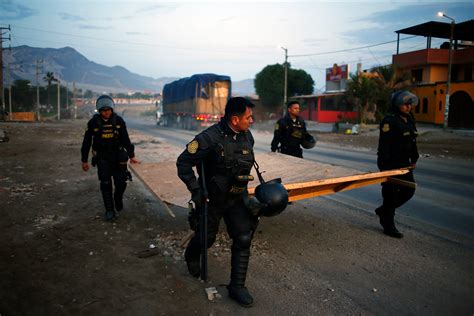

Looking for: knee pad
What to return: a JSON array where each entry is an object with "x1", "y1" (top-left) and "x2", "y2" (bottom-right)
[
  {"x1": 207, "y1": 234, "x2": 217, "y2": 248},
  {"x1": 100, "y1": 180, "x2": 112, "y2": 192},
  {"x1": 234, "y1": 231, "x2": 252, "y2": 250}
]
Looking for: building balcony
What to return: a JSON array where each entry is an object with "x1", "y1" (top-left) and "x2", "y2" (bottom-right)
[{"x1": 393, "y1": 47, "x2": 474, "y2": 68}]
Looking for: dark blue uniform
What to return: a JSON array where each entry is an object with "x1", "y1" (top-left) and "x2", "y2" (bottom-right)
[
  {"x1": 81, "y1": 113, "x2": 135, "y2": 218},
  {"x1": 271, "y1": 114, "x2": 308, "y2": 158},
  {"x1": 376, "y1": 109, "x2": 419, "y2": 237},
  {"x1": 177, "y1": 118, "x2": 258, "y2": 303}
]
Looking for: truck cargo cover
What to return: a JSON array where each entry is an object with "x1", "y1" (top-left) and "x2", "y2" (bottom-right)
[{"x1": 163, "y1": 73, "x2": 231, "y2": 105}]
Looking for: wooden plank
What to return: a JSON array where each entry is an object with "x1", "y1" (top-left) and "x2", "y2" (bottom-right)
[
  {"x1": 248, "y1": 169, "x2": 411, "y2": 202},
  {"x1": 387, "y1": 177, "x2": 417, "y2": 189}
]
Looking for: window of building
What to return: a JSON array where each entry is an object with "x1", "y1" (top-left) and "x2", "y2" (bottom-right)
[
  {"x1": 415, "y1": 99, "x2": 420, "y2": 113},
  {"x1": 411, "y1": 69, "x2": 423, "y2": 83},
  {"x1": 464, "y1": 65, "x2": 473, "y2": 81},
  {"x1": 422, "y1": 98, "x2": 428, "y2": 114},
  {"x1": 439, "y1": 101, "x2": 442, "y2": 111}
]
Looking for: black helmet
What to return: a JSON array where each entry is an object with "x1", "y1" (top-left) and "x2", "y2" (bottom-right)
[
  {"x1": 301, "y1": 133, "x2": 316, "y2": 149},
  {"x1": 254, "y1": 178, "x2": 289, "y2": 217},
  {"x1": 96, "y1": 95, "x2": 115, "y2": 112},
  {"x1": 391, "y1": 90, "x2": 418, "y2": 109}
]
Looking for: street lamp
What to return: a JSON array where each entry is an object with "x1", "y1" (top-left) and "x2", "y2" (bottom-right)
[
  {"x1": 438, "y1": 11, "x2": 455, "y2": 128},
  {"x1": 281, "y1": 46, "x2": 288, "y2": 115}
]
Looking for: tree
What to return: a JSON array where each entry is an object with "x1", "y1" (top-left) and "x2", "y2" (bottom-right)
[
  {"x1": 346, "y1": 72, "x2": 379, "y2": 124},
  {"x1": 12, "y1": 79, "x2": 35, "y2": 111},
  {"x1": 254, "y1": 64, "x2": 314, "y2": 112},
  {"x1": 43, "y1": 71, "x2": 57, "y2": 106},
  {"x1": 371, "y1": 65, "x2": 411, "y2": 120}
]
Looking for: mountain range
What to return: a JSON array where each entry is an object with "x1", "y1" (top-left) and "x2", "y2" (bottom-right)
[{"x1": 3, "y1": 45, "x2": 255, "y2": 95}]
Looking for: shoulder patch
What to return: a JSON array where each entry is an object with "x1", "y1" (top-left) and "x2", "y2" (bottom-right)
[
  {"x1": 382, "y1": 123, "x2": 390, "y2": 133},
  {"x1": 274, "y1": 123, "x2": 279, "y2": 131},
  {"x1": 187, "y1": 140, "x2": 199, "y2": 154}
]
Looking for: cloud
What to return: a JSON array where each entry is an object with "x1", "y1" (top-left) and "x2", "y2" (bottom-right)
[
  {"x1": 218, "y1": 16, "x2": 236, "y2": 22},
  {"x1": 58, "y1": 12, "x2": 85, "y2": 21},
  {"x1": 303, "y1": 38, "x2": 328, "y2": 47},
  {"x1": 78, "y1": 24, "x2": 111, "y2": 30},
  {"x1": 134, "y1": 4, "x2": 178, "y2": 14},
  {"x1": 346, "y1": 2, "x2": 474, "y2": 44},
  {"x1": 126, "y1": 31, "x2": 148, "y2": 36},
  {"x1": 0, "y1": 0, "x2": 37, "y2": 20}
]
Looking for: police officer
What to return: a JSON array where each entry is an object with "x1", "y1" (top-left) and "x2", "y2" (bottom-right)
[
  {"x1": 271, "y1": 100, "x2": 313, "y2": 158},
  {"x1": 375, "y1": 90, "x2": 419, "y2": 238},
  {"x1": 81, "y1": 95, "x2": 139, "y2": 221},
  {"x1": 176, "y1": 97, "x2": 257, "y2": 307}
]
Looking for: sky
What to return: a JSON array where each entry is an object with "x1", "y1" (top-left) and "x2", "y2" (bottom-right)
[{"x1": 1, "y1": 0, "x2": 473, "y2": 92}]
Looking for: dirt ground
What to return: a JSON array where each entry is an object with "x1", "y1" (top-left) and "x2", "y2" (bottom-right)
[{"x1": 0, "y1": 119, "x2": 473, "y2": 315}]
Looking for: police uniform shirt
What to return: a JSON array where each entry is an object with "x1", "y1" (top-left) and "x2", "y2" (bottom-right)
[
  {"x1": 81, "y1": 113, "x2": 135, "y2": 163},
  {"x1": 377, "y1": 113, "x2": 419, "y2": 170},
  {"x1": 176, "y1": 118, "x2": 255, "y2": 203}
]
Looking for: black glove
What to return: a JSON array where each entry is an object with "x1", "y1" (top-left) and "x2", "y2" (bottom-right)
[{"x1": 191, "y1": 189, "x2": 202, "y2": 209}]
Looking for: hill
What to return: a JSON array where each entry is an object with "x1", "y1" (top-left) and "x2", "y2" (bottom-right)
[{"x1": 3, "y1": 45, "x2": 255, "y2": 95}]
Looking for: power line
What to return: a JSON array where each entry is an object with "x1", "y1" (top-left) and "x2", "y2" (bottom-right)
[
  {"x1": 289, "y1": 35, "x2": 418, "y2": 58},
  {"x1": 11, "y1": 24, "x2": 276, "y2": 56}
]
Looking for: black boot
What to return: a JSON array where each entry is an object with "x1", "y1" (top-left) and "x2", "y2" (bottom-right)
[
  {"x1": 228, "y1": 247, "x2": 253, "y2": 307},
  {"x1": 184, "y1": 243, "x2": 200, "y2": 278},
  {"x1": 114, "y1": 181, "x2": 126, "y2": 212},
  {"x1": 377, "y1": 207, "x2": 403, "y2": 238},
  {"x1": 114, "y1": 192, "x2": 123, "y2": 212},
  {"x1": 384, "y1": 210, "x2": 403, "y2": 238},
  {"x1": 101, "y1": 181, "x2": 116, "y2": 221}
]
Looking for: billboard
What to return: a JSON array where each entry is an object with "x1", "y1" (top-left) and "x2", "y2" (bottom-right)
[{"x1": 326, "y1": 64, "x2": 349, "y2": 82}]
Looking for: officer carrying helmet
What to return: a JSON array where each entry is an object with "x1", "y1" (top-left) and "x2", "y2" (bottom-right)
[
  {"x1": 81, "y1": 95, "x2": 139, "y2": 221},
  {"x1": 177, "y1": 97, "x2": 263, "y2": 307},
  {"x1": 271, "y1": 100, "x2": 316, "y2": 158},
  {"x1": 375, "y1": 90, "x2": 419, "y2": 238}
]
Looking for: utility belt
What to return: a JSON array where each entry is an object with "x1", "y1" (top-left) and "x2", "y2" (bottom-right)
[
  {"x1": 92, "y1": 147, "x2": 128, "y2": 165},
  {"x1": 228, "y1": 174, "x2": 254, "y2": 194}
]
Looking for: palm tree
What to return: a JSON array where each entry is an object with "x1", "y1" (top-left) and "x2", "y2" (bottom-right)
[
  {"x1": 346, "y1": 72, "x2": 379, "y2": 124},
  {"x1": 372, "y1": 65, "x2": 411, "y2": 119},
  {"x1": 43, "y1": 72, "x2": 57, "y2": 107}
]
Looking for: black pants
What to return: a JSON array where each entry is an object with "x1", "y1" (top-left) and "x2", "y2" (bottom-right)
[
  {"x1": 281, "y1": 145, "x2": 303, "y2": 158},
  {"x1": 380, "y1": 171, "x2": 416, "y2": 213},
  {"x1": 188, "y1": 198, "x2": 259, "y2": 252},
  {"x1": 97, "y1": 159, "x2": 127, "y2": 213}
]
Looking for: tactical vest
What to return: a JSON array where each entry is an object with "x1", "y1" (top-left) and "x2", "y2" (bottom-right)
[
  {"x1": 92, "y1": 114, "x2": 122, "y2": 157},
  {"x1": 282, "y1": 117, "x2": 305, "y2": 148},
  {"x1": 205, "y1": 126, "x2": 255, "y2": 198}
]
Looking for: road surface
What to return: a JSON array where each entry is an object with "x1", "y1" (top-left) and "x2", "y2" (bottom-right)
[{"x1": 126, "y1": 117, "x2": 474, "y2": 239}]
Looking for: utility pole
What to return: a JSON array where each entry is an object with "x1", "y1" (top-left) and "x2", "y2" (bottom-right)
[
  {"x1": 73, "y1": 81, "x2": 77, "y2": 120},
  {"x1": 66, "y1": 81, "x2": 69, "y2": 111},
  {"x1": 0, "y1": 25, "x2": 11, "y2": 114},
  {"x1": 281, "y1": 46, "x2": 288, "y2": 116},
  {"x1": 438, "y1": 12, "x2": 455, "y2": 128},
  {"x1": 7, "y1": 62, "x2": 12, "y2": 120},
  {"x1": 35, "y1": 59, "x2": 43, "y2": 120},
  {"x1": 57, "y1": 78, "x2": 60, "y2": 120}
]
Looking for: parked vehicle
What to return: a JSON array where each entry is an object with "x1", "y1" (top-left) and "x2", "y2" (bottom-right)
[{"x1": 162, "y1": 74, "x2": 231, "y2": 130}]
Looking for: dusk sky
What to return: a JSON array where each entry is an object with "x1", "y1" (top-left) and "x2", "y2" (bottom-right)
[{"x1": 1, "y1": 1, "x2": 473, "y2": 91}]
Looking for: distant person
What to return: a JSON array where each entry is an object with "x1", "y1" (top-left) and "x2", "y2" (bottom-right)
[
  {"x1": 271, "y1": 100, "x2": 316, "y2": 158},
  {"x1": 176, "y1": 97, "x2": 258, "y2": 307},
  {"x1": 81, "y1": 95, "x2": 139, "y2": 221},
  {"x1": 375, "y1": 90, "x2": 419, "y2": 238}
]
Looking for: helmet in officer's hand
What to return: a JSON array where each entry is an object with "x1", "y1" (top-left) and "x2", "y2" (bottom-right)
[
  {"x1": 96, "y1": 95, "x2": 115, "y2": 112},
  {"x1": 301, "y1": 133, "x2": 316, "y2": 149},
  {"x1": 255, "y1": 178, "x2": 289, "y2": 217},
  {"x1": 391, "y1": 90, "x2": 418, "y2": 108}
]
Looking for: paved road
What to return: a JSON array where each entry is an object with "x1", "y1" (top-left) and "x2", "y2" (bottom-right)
[{"x1": 126, "y1": 117, "x2": 474, "y2": 239}]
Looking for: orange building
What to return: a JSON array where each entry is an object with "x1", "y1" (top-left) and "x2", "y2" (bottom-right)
[{"x1": 393, "y1": 20, "x2": 474, "y2": 128}]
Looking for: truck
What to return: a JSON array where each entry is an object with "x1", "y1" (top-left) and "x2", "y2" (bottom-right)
[{"x1": 162, "y1": 73, "x2": 231, "y2": 130}]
